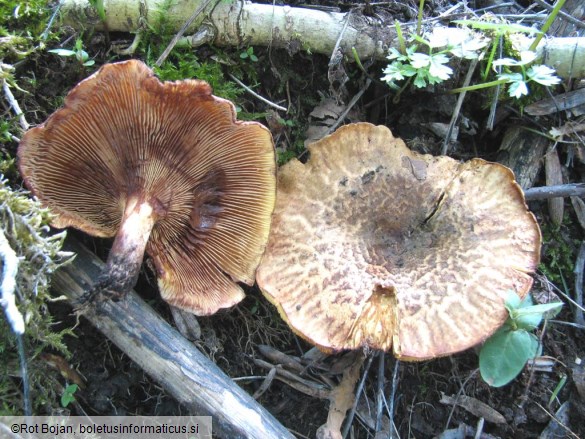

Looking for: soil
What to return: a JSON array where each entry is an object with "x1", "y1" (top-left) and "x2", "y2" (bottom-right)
[{"x1": 3, "y1": 0, "x2": 585, "y2": 438}]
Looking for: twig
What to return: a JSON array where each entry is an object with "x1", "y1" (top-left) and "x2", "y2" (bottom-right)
[
  {"x1": 252, "y1": 367, "x2": 276, "y2": 400},
  {"x1": 227, "y1": 74, "x2": 287, "y2": 111},
  {"x1": 41, "y1": 2, "x2": 61, "y2": 40},
  {"x1": 474, "y1": 418, "x2": 485, "y2": 439},
  {"x1": 254, "y1": 358, "x2": 331, "y2": 399},
  {"x1": 375, "y1": 352, "x2": 385, "y2": 432},
  {"x1": 445, "y1": 369, "x2": 478, "y2": 430},
  {"x1": 387, "y1": 359, "x2": 400, "y2": 439},
  {"x1": 327, "y1": 78, "x2": 372, "y2": 135},
  {"x1": 329, "y1": 10, "x2": 352, "y2": 69},
  {"x1": 533, "y1": 401, "x2": 581, "y2": 439},
  {"x1": 572, "y1": 241, "x2": 585, "y2": 326},
  {"x1": 155, "y1": 0, "x2": 217, "y2": 67},
  {"x1": 442, "y1": 57, "x2": 478, "y2": 155},
  {"x1": 2, "y1": 78, "x2": 29, "y2": 131},
  {"x1": 341, "y1": 352, "x2": 374, "y2": 439},
  {"x1": 486, "y1": 36, "x2": 503, "y2": 131},
  {"x1": 524, "y1": 183, "x2": 585, "y2": 200},
  {"x1": 541, "y1": 275, "x2": 585, "y2": 322}
]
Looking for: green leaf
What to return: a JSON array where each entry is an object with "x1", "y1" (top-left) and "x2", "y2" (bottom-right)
[
  {"x1": 48, "y1": 49, "x2": 76, "y2": 57},
  {"x1": 449, "y1": 39, "x2": 486, "y2": 59},
  {"x1": 381, "y1": 62, "x2": 416, "y2": 82},
  {"x1": 75, "y1": 50, "x2": 90, "y2": 63},
  {"x1": 428, "y1": 54, "x2": 452, "y2": 80},
  {"x1": 60, "y1": 384, "x2": 78, "y2": 407},
  {"x1": 492, "y1": 57, "x2": 520, "y2": 67},
  {"x1": 387, "y1": 47, "x2": 407, "y2": 61},
  {"x1": 508, "y1": 80, "x2": 529, "y2": 98},
  {"x1": 527, "y1": 65, "x2": 561, "y2": 86},
  {"x1": 410, "y1": 52, "x2": 430, "y2": 69},
  {"x1": 493, "y1": 51, "x2": 537, "y2": 68},
  {"x1": 505, "y1": 290, "x2": 523, "y2": 312},
  {"x1": 515, "y1": 306, "x2": 543, "y2": 330},
  {"x1": 480, "y1": 328, "x2": 539, "y2": 387},
  {"x1": 413, "y1": 70, "x2": 429, "y2": 88},
  {"x1": 515, "y1": 302, "x2": 564, "y2": 330}
]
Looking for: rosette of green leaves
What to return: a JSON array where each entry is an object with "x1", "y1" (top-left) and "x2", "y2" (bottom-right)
[
  {"x1": 479, "y1": 291, "x2": 563, "y2": 387},
  {"x1": 381, "y1": 29, "x2": 487, "y2": 88}
]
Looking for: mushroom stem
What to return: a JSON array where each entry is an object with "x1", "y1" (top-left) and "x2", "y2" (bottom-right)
[{"x1": 83, "y1": 198, "x2": 157, "y2": 304}]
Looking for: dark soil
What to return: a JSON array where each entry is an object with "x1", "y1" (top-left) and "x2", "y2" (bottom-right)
[{"x1": 3, "y1": 0, "x2": 585, "y2": 438}]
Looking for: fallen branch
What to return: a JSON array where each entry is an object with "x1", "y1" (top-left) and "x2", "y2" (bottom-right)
[
  {"x1": 523, "y1": 183, "x2": 585, "y2": 200},
  {"x1": 59, "y1": 0, "x2": 585, "y2": 78},
  {"x1": 52, "y1": 237, "x2": 294, "y2": 439}
]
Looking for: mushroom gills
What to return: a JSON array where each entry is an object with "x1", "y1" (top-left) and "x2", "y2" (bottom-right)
[{"x1": 81, "y1": 197, "x2": 157, "y2": 304}]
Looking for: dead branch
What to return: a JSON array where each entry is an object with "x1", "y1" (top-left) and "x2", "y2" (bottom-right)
[
  {"x1": 524, "y1": 183, "x2": 585, "y2": 200},
  {"x1": 52, "y1": 237, "x2": 294, "y2": 439},
  {"x1": 59, "y1": 0, "x2": 585, "y2": 78}
]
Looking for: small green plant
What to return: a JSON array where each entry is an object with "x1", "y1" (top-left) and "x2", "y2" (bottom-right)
[
  {"x1": 277, "y1": 117, "x2": 295, "y2": 128},
  {"x1": 239, "y1": 47, "x2": 258, "y2": 62},
  {"x1": 381, "y1": 29, "x2": 487, "y2": 89},
  {"x1": 88, "y1": 0, "x2": 106, "y2": 22},
  {"x1": 492, "y1": 51, "x2": 561, "y2": 98},
  {"x1": 49, "y1": 38, "x2": 95, "y2": 67},
  {"x1": 60, "y1": 384, "x2": 78, "y2": 408},
  {"x1": 479, "y1": 291, "x2": 563, "y2": 387},
  {"x1": 381, "y1": 23, "x2": 561, "y2": 100}
]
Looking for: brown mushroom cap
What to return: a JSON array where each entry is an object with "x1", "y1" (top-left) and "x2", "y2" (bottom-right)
[
  {"x1": 256, "y1": 123, "x2": 541, "y2": 359},
  {"x1": 18, "y1": 60, "x2": 276, "y2": 315}
]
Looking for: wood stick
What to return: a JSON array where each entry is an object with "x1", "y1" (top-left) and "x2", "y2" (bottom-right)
[
  {"x1": 60, "y1": 0, "x2": 585, "y2": 78},
  {"x1": 523, "y1": 183, "x2": 585, "y2": 200},
  {"x1": 51, "y1": 237, "x2": 294, "y2": 439}
]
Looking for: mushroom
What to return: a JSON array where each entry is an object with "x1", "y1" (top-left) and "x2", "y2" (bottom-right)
[
  {"x1": 256, "y1": 123, "x2": 541, "y2": 360},
  {"x1": 18, "y1": 60, "x2": 276, "y2": 315}
]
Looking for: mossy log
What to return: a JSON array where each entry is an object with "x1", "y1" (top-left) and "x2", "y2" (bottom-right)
[
  {"x1": 59, "y1": 0, "x2": 585, "y2": 78},
  {"x1": 51, "y1": 237, "x2": 294, "y2": 439}
]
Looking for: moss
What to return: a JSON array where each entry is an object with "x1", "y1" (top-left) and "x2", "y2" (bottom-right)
[
  {"x1": 152, "y1": 52, "x2": 242, "y2": 102},
  {"x1": 0, "y1": 173, "x2": 74, "y2": 414},
  {"x1": 0, "y1": 0, "x2": 55, "y2": 62},
  {"x1": 539, "y1": 217, "x2": 578, "y2": 288}
]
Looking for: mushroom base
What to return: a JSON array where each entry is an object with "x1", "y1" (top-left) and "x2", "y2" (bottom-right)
[
  {"x1": 82, "y1": 254, "x2": 145, "y2": 303},
  {"x1": 79, "y1": 198, "x2": 157, "y2": 305}
]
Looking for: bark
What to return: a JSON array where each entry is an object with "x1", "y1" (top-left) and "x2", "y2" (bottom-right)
[
  {"x1": 52, "y1": 237, "x2": 294, "y2": 439},
  {"x1": 60, "y1": 0, "x2": 585, "y2": 78}
]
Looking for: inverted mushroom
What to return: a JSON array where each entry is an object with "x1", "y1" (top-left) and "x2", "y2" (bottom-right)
[
  {"x1": 256, "y1": 122, "x2": 541, "y2": 360},
  {"x1": 18, "y1": 60, "x2": 276, "y2": 315}
]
